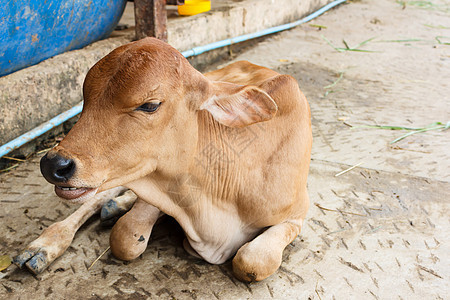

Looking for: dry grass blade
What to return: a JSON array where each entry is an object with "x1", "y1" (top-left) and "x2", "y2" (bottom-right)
[
  {"x1": 335, "y1": 162, "x2": 363, "y2": 177},
  {"x1": 2, "y1": 156, "x2": 26, "y2": 162},
  {"x1": 36, "y1": 147, "x2": 53, "y2": 155},
  {"x1": 315, "y1": 281, "x2": 323, "y2": 300},
  {"x1": 390, "y1": 145, "x2": 431, "y2": 153},
  {"x1": 0, "y1": 164, "x2": 19, "y2": 173},
  {"x1": 315, "y1": 203, "x2": 366, "y2": 217},
  {"x1": 88, "y1": 246, "x2": 110, "y2": 271}
]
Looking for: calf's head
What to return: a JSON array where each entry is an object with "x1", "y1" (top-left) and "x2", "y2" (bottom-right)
[{"x1": 40, "y1": 38, "x2": 277, "y2": 203}]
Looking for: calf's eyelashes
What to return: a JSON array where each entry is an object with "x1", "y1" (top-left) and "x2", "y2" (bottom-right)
[{"x1": 135, "y1": 100, "x2": 162, "y2": 113}]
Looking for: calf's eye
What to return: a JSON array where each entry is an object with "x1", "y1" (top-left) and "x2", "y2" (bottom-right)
[{"x1": 136, "y1": 101, "x2": 161, "y2": 113}]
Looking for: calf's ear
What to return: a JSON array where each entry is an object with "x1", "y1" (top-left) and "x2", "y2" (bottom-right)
[{"x1": 200, "y1": 83, "x2": 278, "y2": 128}]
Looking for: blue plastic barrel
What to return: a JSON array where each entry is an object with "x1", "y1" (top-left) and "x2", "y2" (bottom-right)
[{"x1": 0, "y1": 0, "x2": 127, "y2": 77}]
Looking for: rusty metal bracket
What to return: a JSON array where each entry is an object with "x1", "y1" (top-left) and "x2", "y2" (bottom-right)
[{"x1": 134, "y1": 0, "x2": 168, "y2": 41}]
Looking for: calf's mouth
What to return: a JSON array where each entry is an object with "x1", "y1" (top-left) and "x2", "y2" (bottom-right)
[
  {"x1": 54, "y1": 185, "x2": 98, "y2": 203},
  {"x1": 40, "y1": 151, "x2": 100, "y2": 203}
]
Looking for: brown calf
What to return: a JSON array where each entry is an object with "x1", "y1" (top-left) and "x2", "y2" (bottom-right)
[{"x1": 14, "y1": 37, "x2": 312, "y2": 281}]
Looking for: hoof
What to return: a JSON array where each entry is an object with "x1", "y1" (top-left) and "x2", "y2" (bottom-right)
[
  {"x1": 13, "y1": 250, "x2": 35, "y2": 268},
  {"x1": 100, "y1": 199, "x2": 129, "y2": 227},
  {"x1": 13, "y1": 249, "x2": 49, "y2": 275}
]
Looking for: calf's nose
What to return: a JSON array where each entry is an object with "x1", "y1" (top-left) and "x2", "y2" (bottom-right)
[{"x1": 40, "y1": 153, "x2": 76, "y2": 183}]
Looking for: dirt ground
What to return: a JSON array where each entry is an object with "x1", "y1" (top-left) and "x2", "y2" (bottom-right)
[{"x1": 1, "y1": 0, "x2": 449, "y2": 299}]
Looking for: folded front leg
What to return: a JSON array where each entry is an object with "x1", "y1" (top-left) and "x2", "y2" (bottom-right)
[
  {"x1": 110, "y1": 199, "x2": 162, "y2": 261},
  {"x1": 232, "y1": 218, "x2": 304, "y2": 282},
  {"x1": 14, "y1": 186, "x2": 127, "y2": 274},
  {"x1": 100, "y1": 189, "x2": 137, "y2": 226}
]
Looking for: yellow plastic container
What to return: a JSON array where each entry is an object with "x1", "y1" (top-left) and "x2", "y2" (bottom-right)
[{"x1": 178, "y1": 0, "x2": 211, "y2": 16}]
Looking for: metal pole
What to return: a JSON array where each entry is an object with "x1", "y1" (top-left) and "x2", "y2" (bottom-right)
[{"x1": 134, "y1": 0, "x2": 168, "y2": 41}]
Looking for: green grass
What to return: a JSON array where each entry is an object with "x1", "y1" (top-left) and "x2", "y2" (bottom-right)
[
  {"x1": 324, "y1": 72, "x2": 344, "y2": 89},
  {"x1": 435, "y1": 36, "x2": 450, "y2": 45},
  {"x1": 424, "y1": 23, "x2": 450, "y2": 29},
  {"x1": 397, "y1": 1, "x2": 450, "y2": 12},
  {"x1": 353, "y1": 121, "x2": 450, "y2": 144},
  {"x1": 323, "y1": 34, "x2": 448, "y2": 53},
  {"x1": 375, "y1": 38, "x2": 423, "y2": 43},
  {"x1": 323, "y1": 72, "x2": 345, "y2": 97},
  {"x1": 322, "y1": 35, "x2": 379, "y2": 53},
  {"x1": 309, "y1": 24, "x2": 327, "y2": 29},
  {"x1": 323, "y1": 90, "x2": 340, "y2": 97}
]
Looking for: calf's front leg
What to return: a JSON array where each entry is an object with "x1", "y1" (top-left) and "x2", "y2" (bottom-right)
[
  {"x1": 100, "y1": 189, "x2": 137, "y2": 226},
  {"x1": 14, "y1": 186, "x2": 127, "y2": 274},
  {"x1": 232, "y1": 217, "x2": 304, "y2": 282},
  {"x1": 110, "y1": 198, "x2": 162, "y2": 261}
]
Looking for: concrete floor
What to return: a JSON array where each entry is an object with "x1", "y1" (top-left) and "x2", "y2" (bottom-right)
[{"x1": 1, "y1": 0, "x2": 449, "y2": 299}]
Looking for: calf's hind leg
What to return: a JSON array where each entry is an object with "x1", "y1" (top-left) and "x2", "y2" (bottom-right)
[
  {"x1": 110, "y1": 199, "x2": 161, "y2": 261},
  {"x1": 232, "y1": 218, "x2": 304, "y2": 282}
]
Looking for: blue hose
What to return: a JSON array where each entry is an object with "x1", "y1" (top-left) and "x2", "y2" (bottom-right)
[
  {"x1": 0, "y1": 0, "x2": 347, "y2": 158},
  {"x1": 0, "y1": 103, "x2": 84, "y2": 157}
]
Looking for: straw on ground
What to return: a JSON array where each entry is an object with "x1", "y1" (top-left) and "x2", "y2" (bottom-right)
[
  {"x1": 88, "y1": 246, "x2": 110, "y2": 271},
  {"x1": 335, "y1": 162, "x2": 363, "y2": 177}
]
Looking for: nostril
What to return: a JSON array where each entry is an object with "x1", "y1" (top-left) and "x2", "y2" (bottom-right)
[{"x1": 55, "y1": 160, "x2": 75, "y2": 179}]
